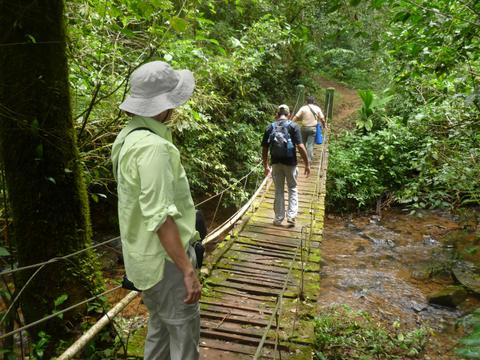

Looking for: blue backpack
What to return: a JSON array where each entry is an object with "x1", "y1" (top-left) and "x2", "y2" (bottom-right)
[{"x1": 269, "y1": 120, "x2": 294, "y2": 158}]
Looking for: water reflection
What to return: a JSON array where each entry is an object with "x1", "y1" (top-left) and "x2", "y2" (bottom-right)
[{"x1": 321, "y1": 209, "x2": 479, "y2": 359}]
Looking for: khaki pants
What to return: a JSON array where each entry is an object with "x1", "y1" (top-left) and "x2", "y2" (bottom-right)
[
  {"x1": 142, "y1": 248, "x2": 200, "y2": 360},
  {"x1": 271, "y1": 164, "x2": 298, "y2": 222}
]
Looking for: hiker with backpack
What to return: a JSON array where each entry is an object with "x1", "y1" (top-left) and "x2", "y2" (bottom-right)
[
  {"x1": 261, "y1": 104, "x2": 310, "y2": 227},
  {"x1": 292, "y1": 96, "x2": 326, "y2": 162}
]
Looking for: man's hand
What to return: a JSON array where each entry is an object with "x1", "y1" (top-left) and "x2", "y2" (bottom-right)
[
  {"x1": 157, "y1": 216, "x2": 202, "y2": 304},
  {"x1": 304, "y1": 164, "x2": 311, "y2": 178},
  {"x1": 264, "y1": 166, "x2": 271, "y2": 177},
  {"x1": 322, "y1": 118, "x2": 327, "y2": 129},
  {"x1": 183, "y1": 268, "x2": 202, "y2": 304},
  {"x1": 262, "y1": 146, "x2": 271, "y2": 177}
]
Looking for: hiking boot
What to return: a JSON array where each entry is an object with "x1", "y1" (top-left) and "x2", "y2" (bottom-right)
[
  {"x1": 273, "y1": 219, "x2": 283, "y2": 226},
  {"x1": 287, "y1": 217, "x2": 296, "y2": 227}
]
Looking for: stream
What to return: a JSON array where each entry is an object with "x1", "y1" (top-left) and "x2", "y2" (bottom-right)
[{"x1": 320, "y1": 208, "x2": 480, "y2": 359}]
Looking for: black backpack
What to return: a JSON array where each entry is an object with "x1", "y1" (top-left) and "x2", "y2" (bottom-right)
[{"x1": 268, "y1": 120, "x2": 294, "y2": 158}]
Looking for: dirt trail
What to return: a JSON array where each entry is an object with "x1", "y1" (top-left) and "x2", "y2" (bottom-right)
[{"x1": 318, "y1": 78, "x2": 361, "y2": 132}]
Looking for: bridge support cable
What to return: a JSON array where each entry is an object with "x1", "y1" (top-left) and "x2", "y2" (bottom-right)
[
  {"x1": 203, "y1": 175, "x2": 269, "y2": 244},
  {"x1": 253, "y1": 243, "x2": 302, "y2": 360},
  {"x1": 0, "y1": 286, "x2": 123, "y2": 341},
  {"x1": 0, "y1": 163, "x2": 263, "y2": 278}
]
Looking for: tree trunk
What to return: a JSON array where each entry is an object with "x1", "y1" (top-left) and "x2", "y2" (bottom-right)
[{"x1": 0, "y1": 0, "x2": 104, "y2": 355}]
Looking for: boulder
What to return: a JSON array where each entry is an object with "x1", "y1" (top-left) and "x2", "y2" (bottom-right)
[
  {"x1": 452, "y1": 261, "x2": 480, "y2": 295},
  {"x1": 427, "y1": 286, "x2": 468, "y2": 308}
]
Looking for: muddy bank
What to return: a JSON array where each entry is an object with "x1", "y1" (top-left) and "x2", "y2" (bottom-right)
[{"x1": 320, "y1": 208, "x2": 480, "y2": 359}]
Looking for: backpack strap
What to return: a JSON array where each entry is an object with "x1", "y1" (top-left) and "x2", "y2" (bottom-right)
[
  {"x1": 127, "y1": 127, "x2": 154, "y2": 136},
  {"x1": 307, "y1": 105, "x2": 319, "y2": 121},
  {"x1": 115, "y1": 127, "x2": 155, "y2": 179},
  {"x1": 269, "y1": 120, "x2": 291, "y2": 139},
  {"x1": 275, "y1": 119, "x2": 291, "y2": 127}
]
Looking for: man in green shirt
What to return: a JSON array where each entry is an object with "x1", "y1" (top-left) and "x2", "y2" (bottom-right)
[{"x1": 111, "y1": 61, "x2": 201, "y2": 359}]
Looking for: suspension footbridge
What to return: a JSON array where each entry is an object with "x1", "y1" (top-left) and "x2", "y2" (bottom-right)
[{"x1": 198, "y1": 136, "x2": 328, "y2": 359}]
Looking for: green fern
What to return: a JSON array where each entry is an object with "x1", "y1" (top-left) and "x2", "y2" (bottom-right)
[{"x1": 457, "y1": 308, "x2": 480, "y2": 359}]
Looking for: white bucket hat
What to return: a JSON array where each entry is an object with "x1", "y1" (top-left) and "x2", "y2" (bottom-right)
[{"x1": 119, "y1": 61, "x2": 195, "y2": 117}]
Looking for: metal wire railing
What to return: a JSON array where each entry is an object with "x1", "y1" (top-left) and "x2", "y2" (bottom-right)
[
  {"x1": 0, "y1": 286, "x2": 123, "y2": 340},
  {"x1": 0, "y1": 163, "x2": 262, "y2": 278}
]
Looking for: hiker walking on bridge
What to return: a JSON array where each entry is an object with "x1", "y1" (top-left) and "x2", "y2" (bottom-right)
[
  {"x1": 292, "y1": 96, "x2": 326, "y2": 162},
  {"x1": 262, "y1": 104, "x2": 310, "y2": 227},
  {"x1": 111, "y1": 61, "x2": 201, "y2": 360}
]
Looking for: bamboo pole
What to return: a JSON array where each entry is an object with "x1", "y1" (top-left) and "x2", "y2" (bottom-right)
[{"x1": 57, "y1": 290, "x2": 140, "y2": 360}]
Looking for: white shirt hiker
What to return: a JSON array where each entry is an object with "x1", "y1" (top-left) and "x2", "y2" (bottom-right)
[{"x1": 294, "y1": 104, "x2": 324, "y2": 127}]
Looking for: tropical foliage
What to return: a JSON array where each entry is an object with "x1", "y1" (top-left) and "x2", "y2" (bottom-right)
[
  {"x1": 313, "y1": 305, "x2": 429, "y2": 359},
  {"x1": 326, "y1": 0, "x2": 480, "y2": 211},
  {"x1": 65, "y1": 0, "x2": 330, "y2": 228}
]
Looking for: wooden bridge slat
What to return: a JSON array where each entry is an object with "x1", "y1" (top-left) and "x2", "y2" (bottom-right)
[
  {"x1": 209, "y1": 283, "x2": 298, "y2": 298},
  {"x1": 219, "y1": 271, "x2": 296, "y2": 288},
  {"x1": 232, "y1": 243, "x2": 296, "y2": 258},
  {"x1": 199, "y1": 338, "x2": 258, "y2": 358},
  {"x1": 209, "y1": 288, "x2": 277, "y2": 302},
  {"x1": 200, "y1": 299, "x2": 273, "y2": 315},
  {"x1": 239, "y1": 232, "x2": 321, "y2": 248},
  {"x1": 234, "y1": 240, "x2": 299, "y2": 254},
  {"x1": 214, "y1": 267, "x2": 293, "y2": 284},
  {"x1": 201, "y1": 310, "x2": 272, "y2": 327}
]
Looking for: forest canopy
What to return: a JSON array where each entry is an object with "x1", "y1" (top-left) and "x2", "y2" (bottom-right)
[{"x1": 63, "y1": 0, "x2": 480, "y2": 215}]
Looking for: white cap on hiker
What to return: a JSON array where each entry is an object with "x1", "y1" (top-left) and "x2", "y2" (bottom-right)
[
  {"x1": 278, "y1": 104, "x2": 290, "y2": 113},
  {"x1": 119, "y1": 61, "x2": 195, "y2": 117}
]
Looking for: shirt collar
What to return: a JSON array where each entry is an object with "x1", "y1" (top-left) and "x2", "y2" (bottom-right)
[
  {"x1": 124, "y1": 115, "x2": 173, "y2": 143},
  {"x1": 111, "y1": 115, "x2": 173, "y2": 178}
]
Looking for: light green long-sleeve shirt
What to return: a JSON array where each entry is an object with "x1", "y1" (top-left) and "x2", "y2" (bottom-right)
[{"x1": 111, "y1": 116, "x2": 197, "y2": 290}]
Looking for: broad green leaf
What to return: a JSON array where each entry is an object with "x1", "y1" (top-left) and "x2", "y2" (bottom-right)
[
  {"x1": 460, "y1": 335, "x2": 480, "y2": 346},
  {"x1": 326, "y1": 0, "x2": 342, "y2": 13},
  {"x1": 170, "y1": 16, "x2": 188, "y2": 33},
  {"x1": 35, "y1": 143, "x2": 44, "y2": 160},
  {"x1": 456, "y1": 347, "x2": 480, "y2": 358},
  {"x1": 54, "y1": 294, "x2": 68, "y2": 307},
  {"x1": 0, "y1": 247, "x2": 10, "y2": 257},
  {"x1": 26, "y1": 34, "x2": 36, "y2": 44},
  {"x1": 150, "y1": 0, "x2": 165, "y2": 8},
  {"x1": 230, "y1": 37, "x2": 243, "y2": 48},
  {"x1": 31, "y1": 118, "x2": 40, "y2": 134}
]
